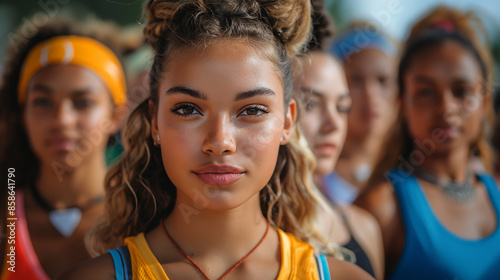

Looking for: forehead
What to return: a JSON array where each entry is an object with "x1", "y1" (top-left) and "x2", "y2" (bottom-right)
[
  {"x1": 405, "y1": 41, "x2": 482, "y2": 81},
  {"x1": 344, "y1": 48, "x2": 395, "y2": 75},
  {"x1": 161, "y1": 41, "x2": 283, "y2": 96},
  {"x1": 28, "y1": 64, "x2": 106, "y2": 91},
  {"x1": 300, "y1": 52, "x2": 347, "y2": 94}
]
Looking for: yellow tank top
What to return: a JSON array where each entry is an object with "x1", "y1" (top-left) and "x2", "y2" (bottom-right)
[{"x1": 124, "y1": 228, "x2": 321, "y2": 279}]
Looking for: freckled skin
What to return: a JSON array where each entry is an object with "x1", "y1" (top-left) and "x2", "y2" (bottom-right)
[{"x1": 153, "y1": 42, "x2": 288, "y2": 211}]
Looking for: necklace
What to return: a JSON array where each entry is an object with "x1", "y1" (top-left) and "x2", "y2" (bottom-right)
[
  {"x1": 354, "y1": 163, "x2": 372, "y2": 182},
  {"x1": 161, "y1": 219, "x2": 270, "y2": 280},
  {"x1": 413, "y1": 168, "x2": 476, "y2": 203},
  {"x1": 30, "y1": 185, "x2": 104, "y2": 237}
]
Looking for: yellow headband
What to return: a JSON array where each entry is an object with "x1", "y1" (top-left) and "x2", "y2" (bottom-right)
[{"x1": 18, "y1": 35, "x2": 127, "y2": 106}]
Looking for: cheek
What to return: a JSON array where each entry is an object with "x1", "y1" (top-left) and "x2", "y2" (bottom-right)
[
  {"x1": 23, "y1": 112, "x2": 43, "y2": 148},
  {"x1": 403, "y1": 104, "x2": 425, "y2": 139},
  {"x1": 81, "y1": 105, "x2": 113, "y2": 131},
  {"x1": 338, "y1": 117, "x2": 348, "y2": 141},
  {"x1": 242, "y1": 127, "x2": 281, "y2": 186},
  {"x1": 159, "y1": 122, "x2": 199, "y2": 174},
  {"x1": 465, "y1": 109, "x2": 484, "y2": 139},
  {"x1": 299, "y1": 112, "x2": 320, "y2": 143}
]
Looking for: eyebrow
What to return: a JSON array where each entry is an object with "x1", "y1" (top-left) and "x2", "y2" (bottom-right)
[
  {"x1": 234, "y1": 87, "x2": 276, "y2": 101},
  {"x1": 30, "y1": 84, "x2": 96, "y2": 96},
  {"x1": 165, "y1": 86, "x2": 207, "y2": 100},
  {"x1": 301, "y1": 87, "x2": 323, "y2": 97},
  {"x1": 301, "y1": 87, "x2": 350, "y2": 99},
  {"x1": 165, "y1": 86, "x2": 276, "y2": 101},
  {"x1": 414, "y1": 75, "x2": 477, "y2": 85}
]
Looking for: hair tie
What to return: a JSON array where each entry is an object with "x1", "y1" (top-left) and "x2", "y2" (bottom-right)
[
  {"x1": 18, "y1": 35, "x2": 127, "y2": 106},
  {"x1": 329, "y1": 28, "x2": 397, "y2": 63},
  {"x1": 432, "y1": 20, "x2": 456, "y2": 32}
]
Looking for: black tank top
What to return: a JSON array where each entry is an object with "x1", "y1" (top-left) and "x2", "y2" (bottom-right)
[{"x1": 339, "y1": 209, "x2": 375, "y2": 278}]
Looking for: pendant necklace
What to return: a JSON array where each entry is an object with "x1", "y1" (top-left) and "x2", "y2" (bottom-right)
[
  {"x1": 161, "y1": 219, "x2": 269, "y2": 280},
  {"x1": 413, "y1": 168, "x2": 476, "y2": 203},
  {"x1": 30, "y1": 185, "x2": 104, "y2": 237}
]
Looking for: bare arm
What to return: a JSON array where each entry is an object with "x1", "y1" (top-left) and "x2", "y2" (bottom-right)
[
  {"x1": 355, "y1": 181, "x2": 404, "y2": 278},
  {"x1": 342, "y1": 205, "x2": 384, "y2": 280},
  {"x1": 56, "y1": 253, "x2": 116, "y2": 280},
  {"x1": 327, "y1": 257, "x2": 375, "y2": 280}
]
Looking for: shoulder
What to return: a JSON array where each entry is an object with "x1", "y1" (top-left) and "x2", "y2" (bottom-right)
[
  {"x1": 355, "y1": 179, "x2": 397, "y2": 227},
  {"x1": 56, "y1": 253, "x2": 116, "y2": 280},
  {"x1": 326, "y1": 256, "x2": 375, "y2": 280},
  {"x1": 340, "y1": 205, "x2": 378, "y2": 234},
  {"x1": 341, "y1": 205, "x2": 384, "y2": 279}
]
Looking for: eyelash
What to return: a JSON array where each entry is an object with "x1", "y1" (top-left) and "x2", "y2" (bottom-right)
[
  {"x1": 238, "y1": 105, "x2": 269, "y2": 117},
  {"x1": 170, "y1": 104, "x2": 269, "y2": 118},
  {"x1": 170, "y1": 103, "x2": 202, "y2": 117}
]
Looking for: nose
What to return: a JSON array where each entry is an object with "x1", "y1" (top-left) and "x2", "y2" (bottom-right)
[
  {"x1": 320, "y1": 103, "x2": 341, "y2": 134},
  {"x1": 51, "y1": 100, "x2": 77, "y2": 129},
  {"x1": 362, "y1": 80, "x2": 383, "y2": 108},
  {"x1": 439, "y1": 89, "x2": 460, "y2": 120},
  {"x1": 202, "y1": 114, "x2": 236, "y2": 156}
]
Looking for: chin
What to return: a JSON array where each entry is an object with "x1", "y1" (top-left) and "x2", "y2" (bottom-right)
[
  {"x1": 188, "y1": 188, "x2": 254, "y2": 211},
  {"x1": 316, "y1": 162, "x2": 335, "y2": 176}
]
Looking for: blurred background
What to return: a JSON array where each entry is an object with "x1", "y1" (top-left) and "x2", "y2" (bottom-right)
[{"x1": 1, "y1": 0, "x2": 499, "y2": 81}]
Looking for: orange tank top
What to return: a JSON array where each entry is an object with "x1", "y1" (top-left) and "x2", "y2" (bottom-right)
[{"x1": 121, "y1": 228, "x2": 322, "y2": 279}]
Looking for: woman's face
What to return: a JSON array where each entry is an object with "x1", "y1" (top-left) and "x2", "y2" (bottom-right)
[
  {"x1": 298, "y1": 52, "x2": 351, "y2": 177},
  {"x1": 402, "y1": 40, "x2": 486, "y2": 155},
  {"x1": 343, "y1": 49, "x2": 397, "y2": 138},
  {"x1": 152, "y1": 41, "x2": 295, "y2": 211},
  {"x1": 24, "y1": 64, "x2": 119, "y2": 169}
]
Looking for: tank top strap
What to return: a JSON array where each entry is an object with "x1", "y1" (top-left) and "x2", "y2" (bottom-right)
[
  {"x1": 107, "y1": 246, "x2": 132, "y2": 280},
  {"x1": 314, "y1": 254, "x2": 331, "y2": 280},
  {"x1": 477, "y1": 173, "x2": 500, "y2": 215}
]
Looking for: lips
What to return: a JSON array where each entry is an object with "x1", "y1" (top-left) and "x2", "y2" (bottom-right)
[
  {"x1": 193, "y1": 165, "x2": 245, "y2": 187},
  {"x1": 435, "y1": 126, "x2": 460, "y2": 139},
  {"x1": 47, "y1": 137, "x2": 77, "y2": 151},
  {"x1": 314, "y1": 143, "x2": 338, "y2": 156}
]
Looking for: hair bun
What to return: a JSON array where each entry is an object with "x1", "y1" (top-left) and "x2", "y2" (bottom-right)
[
  {"x1": 144, "y1": 0, "x2": 312, "y2": 56},
  {"x1": 259, "y1": 0, "x2": 312, "y2": 55},
  {"x1": 143, "y1": 1, "x2": 178, "y2": 51}
]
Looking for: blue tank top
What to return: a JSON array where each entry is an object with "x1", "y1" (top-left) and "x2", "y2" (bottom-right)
[{"x1": 387, "y1": 169, "x2": 500, "y2": 280}]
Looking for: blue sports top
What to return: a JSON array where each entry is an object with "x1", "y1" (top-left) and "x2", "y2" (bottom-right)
[{"x1": 387, "y1": 169, "x2": 500, "y2": 280}]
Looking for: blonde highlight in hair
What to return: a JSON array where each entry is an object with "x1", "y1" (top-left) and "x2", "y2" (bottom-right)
[{"x1": 88, "y1": 0, "x2": 342, "y2": 257}]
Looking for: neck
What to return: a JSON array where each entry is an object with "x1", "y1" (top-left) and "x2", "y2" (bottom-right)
[
  {"x1": 341, "y1": 134, "x2": 383, "y2": 165},
  {"x1": 35, "y1": 154, "x2": 107, "y2": 209},
  {"x1": 164, "y1": 193, "x2": 269, "y2": 256},
  {"x1": 335, "y1": 138, "x2": 380, "y2": 188},
  {"x1": 415, "y1": 146, "x2": 471, "y2": 182}
]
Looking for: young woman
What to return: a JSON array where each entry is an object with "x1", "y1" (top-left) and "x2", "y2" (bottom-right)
[
  {"x1": 58, "y1": 0, "x2": 373, "y2": 279},
  {"x1": 0, "y1": 17, "x2": 126, "y2": 279},
  {"x1": 327, "y1": 23, "x2": 399, "y2": 204},
  {"x1": 356, "y1": 6, "x2": 500, "y2": 279},
  {"x1": 297, "y1": 50, "x2": 384, "y2": 279}
]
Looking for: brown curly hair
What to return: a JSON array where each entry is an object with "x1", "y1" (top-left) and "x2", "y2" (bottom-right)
[{"x1": 88, "y1": 0, "x2": 342, "y2": 258}]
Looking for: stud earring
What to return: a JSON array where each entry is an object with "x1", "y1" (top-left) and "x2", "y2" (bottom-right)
[
  {"x1": 154, "y1": 135, "x2": 160, "y2": 146},
  {"x1": 280, "y1": 135, "x2": 284, "y2": 142}
]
